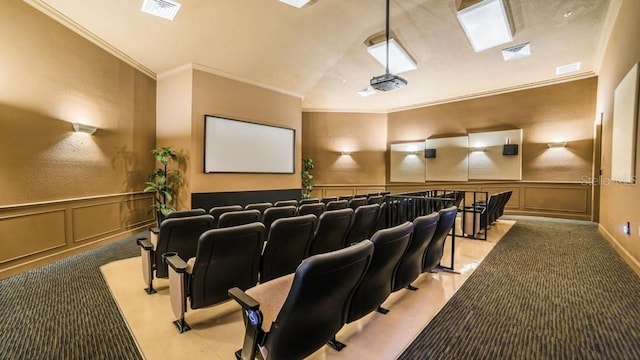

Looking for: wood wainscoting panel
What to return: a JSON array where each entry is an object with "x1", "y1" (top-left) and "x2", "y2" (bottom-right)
[
  {"x1": 313, "y1": 185, "x2": 386, "y2": 199},
  {"x1": 480, "y1": 186, "x2": 521, "y2": 209},
  {"x1": 72, "y1": 201, "x2": 122, "y2": 243},
  {"x1": 0, "y1": 192, "x2": 155, "y2": 279},
  {"x1": 523, "y1": 186, "x2": 589, "y2": 213},
  {"x1": 123, "y1": 196, "x2": 154, "y2": 228},
  {"x1": 385, "y1": 181, "x2": 592, "y2": 220},
  {"x1": 315, "y1": 182, "x2": 592, "y2": 220},
  {"x1": 386, "y1": 185, "x2": 431, "y2": 194},
  {"x1": 0, "y1": 209, "x2": 66, "y2": 264},
  {"x1": 324, "y1": 188, "x2": 355, "y2": 198},
  {"x1": 355, "y1": 188, "x2": 386, "y2": 195}
]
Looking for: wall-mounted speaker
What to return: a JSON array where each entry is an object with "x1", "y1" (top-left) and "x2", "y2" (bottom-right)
[
  {"x1": 502, "y1": 144, "x2": 519, "y2": 156},
  {"x1": 424, "y1": 148, "x2": 437, "y2": 158}
]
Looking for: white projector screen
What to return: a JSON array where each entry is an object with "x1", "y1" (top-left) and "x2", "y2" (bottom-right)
[{"x1": 204, "y1": 115, "x2": 295, "y2": 174}]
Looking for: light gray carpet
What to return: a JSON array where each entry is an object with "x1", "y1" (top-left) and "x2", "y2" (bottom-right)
[{"x1": 400, "y1": 216, "x2": 640, "y2": 359}]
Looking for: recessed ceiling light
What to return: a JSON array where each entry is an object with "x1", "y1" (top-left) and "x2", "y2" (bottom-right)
[
  {"x1": 556, "y1": 62, "x2": 581, "y2": 75},
  {"x1": 141, "y1": 0, "x2": 181, "y2": 21},
  {"x1": 502, "y1": 42, "x2": 531, "y2": 61},
  {"x1": 357, "y1": 86, "x2": 377, "y2": 97},
  {"x1": 367, "y1": 39, "x2": 417, "y2": 74},
  {"x1": 279, "y1": 0, "x2": 311, "y2": 8},
  {"x1": 563, "y1": 11, "x2": 573, "y2": 18},
  {"x1": 457, "y1": 0, "x2": 514, "y2": 52}
]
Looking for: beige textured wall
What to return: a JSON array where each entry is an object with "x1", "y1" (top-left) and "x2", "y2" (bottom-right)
[
  {"x1": 0, "y1": 0, "x2": 156, "y2": 204},
  {"x1": 190, "y1": 70, "x2": 302, "y2": 193},
  {"x1": 0, "y1": 0, "x2": 156, "y2": 277},
  {"x1": 156, "y1": 67, "x2": 192, "y2": 209},
  {"x1": 595, "y1": 0, "x2": 640, "y2": 271},
  {"x1": 387, "y1": 78, "x2": 598, "y2": 183},
  {"x1": 302, "y1": 112, "x2": 387, "y2": 185}
]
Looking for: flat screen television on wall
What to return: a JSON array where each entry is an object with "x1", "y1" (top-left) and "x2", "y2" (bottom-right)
[{"x1": 204, "y1": 115, "x2": 295, "y2": 174}]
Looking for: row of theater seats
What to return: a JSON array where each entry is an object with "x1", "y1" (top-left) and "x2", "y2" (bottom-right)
[
  {"x1": 462, "y1": 190, "x2": 513, "y2": 237},
  {"x1": 137, "y1": 202, "x2": 388, "y2": 294},
  {"x1": 136, "y1": 198, "x2": 402, "y2": 334},
  {"x1": 229, "y1": 206, "x2": 458, "y2": 360},
  {"x1": 207, "y1": 195, "x2": 384, "y2": 232}
]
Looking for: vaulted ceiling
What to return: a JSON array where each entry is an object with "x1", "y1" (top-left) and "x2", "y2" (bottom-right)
[{"x1": 26, "y1": 0, "x2": 611, "y2": 112}]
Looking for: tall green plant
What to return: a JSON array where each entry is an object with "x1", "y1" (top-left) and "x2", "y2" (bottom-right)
[
  {"x1": 301, "y1": 157, "x2": 314, "y2": 199},
  {"x1": 144, "y1": 147, "x2": 183, "y2": 220}
]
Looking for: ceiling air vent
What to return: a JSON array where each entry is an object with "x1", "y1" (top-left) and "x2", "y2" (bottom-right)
[
  {"x1": 556, "y1": 62, "x2": 581, "y2": 75},
  {"x1": 141, "y1": 0, "x2": 181, "y2": 21},
  {"x1": 502, "y1": 42, "x2": 531, "y2": 61}
]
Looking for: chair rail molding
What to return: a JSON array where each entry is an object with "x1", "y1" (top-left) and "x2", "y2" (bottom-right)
[
  {"x1": 316, "y1": 181, "x2": 592, "y2": 221},
  {"x1": 0, "y1": 191, "x2": 155, "y2": 279}
]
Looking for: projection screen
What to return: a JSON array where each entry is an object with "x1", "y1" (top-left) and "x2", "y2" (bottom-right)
[{"x1": 204, "y1": 115, "x2": 295, "y2": 174}]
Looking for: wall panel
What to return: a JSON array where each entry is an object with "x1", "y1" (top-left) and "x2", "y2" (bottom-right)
[
  {"x1": 313, "y1": 185, "x2": 386, "y2": 199},
  {"x1": 124, "y1": 197, "x2": 155, "y2": 228},
  {"x1": 524, "y1": 187, "x2": 589, "y2": 213},
  {"x1": 425, "y1": 136, "x2": 469, "y2": 181},
  {"x1": 385, "y1": 181, "x2": 591, "y2": 220},
  {"x1": 72, "y1": 202, "x2": 122, "y2": 243},
  {"x1": 468, "y1": 129, "x2": 523, "y2": 180},
  {"x1": 0, "y1": 192, "x2": 154, "y2": 279},
  {"x1": 479, "y1": 185, "x2": 521, "y2": 209},
  {"x1": 390, "y1": 142, "x2": 426, "y2": 182},
  {"x1": 0, "y1": 209, "x2": 66, "y2": 264},
  {"x1": 388, "y1": 78, "x2": 597, "y2": 183}
]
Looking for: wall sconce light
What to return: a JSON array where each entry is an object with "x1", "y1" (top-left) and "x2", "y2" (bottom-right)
[
  {"x1": 547, "y1": 141, "x2": 567, "y2": 148},
  {"x1": 73, "y1": 123, "x2": 97, "y2": 135},
  {"x1": 279, "y1": 0, "x2": 312, "y2": 8},
  {"x1": 407, "y1": 150, "x2": 419, "y2": 156},
  {"x1": 340, "y1": 151, "x2": 352, "y2": 156},
  {"x1": 470, "y1": 146, "x2": 485, "y2": 152}
]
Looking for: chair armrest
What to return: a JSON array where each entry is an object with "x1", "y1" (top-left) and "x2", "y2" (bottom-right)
[
  {"x1": 166, "y1": 255, "x2": 188, "y2": 274},
  {"x1": 229, "y1": 287, "x2": 260, "y2": 311},
  {"x1": 229, "y1": 287, "x2": 263, "y2": 360},
  {"x1": 137, "y1": 238, "x2": 154, "y2": 251},
  {"x1": 138, "y1": 238, "x2": 156, "y2": 294},
  {"x1": 167, "y1": 254, "x2": 190, "y2": 333}
]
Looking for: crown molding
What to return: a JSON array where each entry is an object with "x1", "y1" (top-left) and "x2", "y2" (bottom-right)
[
  {"x1": 301, "y1": 108, "x2": 389, "y2": 114},
  {"x1": 387, "y1": 72, "x2": 597, "y2": 113},
  {"x1": 594, "y1": 0, "x2": 624, "y2": 74},
  {"x1": 156, "y1": 64, "x2": 193, "y2": 80},
  {"x1": 191, "y1": 63, "x2": 304, "y2": 99},
  {"x1": 303, "y1": 72, "x2": 596, "y2": 114}
]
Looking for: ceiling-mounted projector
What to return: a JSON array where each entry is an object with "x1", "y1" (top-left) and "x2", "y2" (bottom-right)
[
  {"x1": 370, "y1": 73, "x2": 407, "y2": 91},
  {"x1": 367, "y1": 0, "x2": 408, "y2": 93}
]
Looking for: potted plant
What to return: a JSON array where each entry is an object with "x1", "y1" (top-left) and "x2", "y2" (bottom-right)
[
  {"x1": 144, "y1": 147, "x2": 183, "y2": 225},
  {"x1": 301, "y1": 157, "x2": 314, "y2": 199}
]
